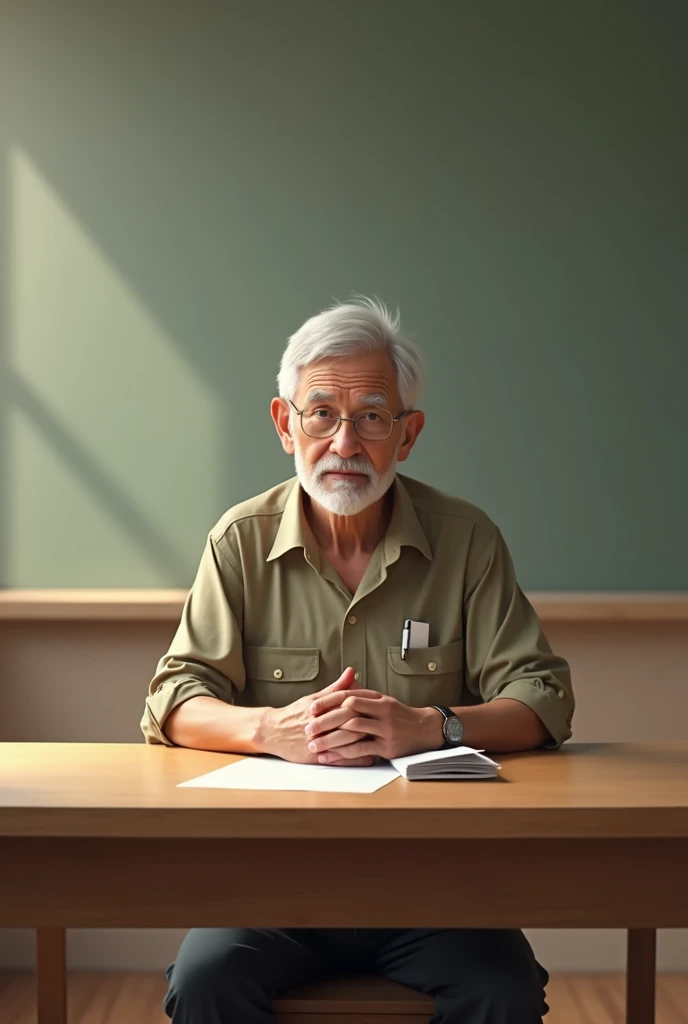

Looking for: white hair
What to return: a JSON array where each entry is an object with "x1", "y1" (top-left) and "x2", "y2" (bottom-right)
[{"x1": 277, "y1": 296, "x2": 424, "y2": 408}]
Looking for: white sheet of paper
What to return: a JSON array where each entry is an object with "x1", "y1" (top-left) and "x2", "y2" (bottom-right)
[{"x1": 178, "y1": 756, "x2": 399, "y2": 794}]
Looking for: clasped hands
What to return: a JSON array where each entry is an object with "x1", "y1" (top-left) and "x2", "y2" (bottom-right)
[
  {"x1": 306, "y1": 666, "x2": 442, "y2": 765},
  {"x1": 259, "y1": 666, "x2": 443, "y2": 766}
]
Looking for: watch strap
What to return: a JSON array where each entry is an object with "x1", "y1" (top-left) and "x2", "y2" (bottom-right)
[{"x1": 432, "y1": 705, "x2": 457, "y2": 722}]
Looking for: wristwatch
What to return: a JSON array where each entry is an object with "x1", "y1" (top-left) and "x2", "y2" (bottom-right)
[{"x1": 432, "y1": 706, "x2": 465, "y2": 748}]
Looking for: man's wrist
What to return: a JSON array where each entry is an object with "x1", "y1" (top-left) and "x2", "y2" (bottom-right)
[
  {"x1": 420, "y1": 706, "x2": 445, "y2": 751},
  {"x1": 252, "y1": 706, "x2": 275, "y2": 754}
]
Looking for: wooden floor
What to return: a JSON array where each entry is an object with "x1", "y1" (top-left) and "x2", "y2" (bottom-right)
[{"x1": 0, "y1": 972, "x2": 687, "y2": 1023}]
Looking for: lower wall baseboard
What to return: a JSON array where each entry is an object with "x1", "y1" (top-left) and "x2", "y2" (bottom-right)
[{"x1": 0, "y1": 928, "x2": 687, "y2": 973}]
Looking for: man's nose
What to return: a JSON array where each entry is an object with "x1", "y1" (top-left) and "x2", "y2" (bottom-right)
[{"x1": 330, "y1": 419, "x2": 362, "y2": 459}]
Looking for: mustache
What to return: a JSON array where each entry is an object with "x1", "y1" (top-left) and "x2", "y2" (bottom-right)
[{"x1": 315, "y1": 455, "x2": 372, "y2": 477}]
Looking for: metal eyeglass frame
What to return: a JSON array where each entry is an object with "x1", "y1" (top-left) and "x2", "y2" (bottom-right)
[{"x1": 288, "y1": 399, "x2": 412, "y2": 440}]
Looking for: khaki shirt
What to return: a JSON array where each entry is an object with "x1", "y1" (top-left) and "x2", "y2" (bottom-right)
[{"x1": 141, "y1": 474, "x2": 574, "y2": 747}]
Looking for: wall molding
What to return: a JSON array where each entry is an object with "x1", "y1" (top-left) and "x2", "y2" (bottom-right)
[{"x1": 1, "y1": 589, "x2": 688, "y2": 624}]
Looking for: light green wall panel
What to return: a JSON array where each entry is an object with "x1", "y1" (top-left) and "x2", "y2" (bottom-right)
[{"x1": 1, "y1": 1, "x2": 686, "y2": 588}]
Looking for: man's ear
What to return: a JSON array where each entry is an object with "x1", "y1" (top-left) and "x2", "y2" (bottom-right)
[
  {"x1": 396, "y1": 409, "x2": 425, "y2": 463},
  {"x1": 270, "y1": 397, "x2": 295, "y2": 455}
]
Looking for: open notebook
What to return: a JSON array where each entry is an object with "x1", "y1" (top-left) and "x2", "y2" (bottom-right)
[
  {"x1": 391, "y1": 746, "x2": 500, "y2": 780},
  {"x1": 178, "y1": 747, "x2": 500, "y2": 795}
]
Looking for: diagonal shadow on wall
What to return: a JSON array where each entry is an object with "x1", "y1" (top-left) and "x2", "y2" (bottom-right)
[
  {"x1": 9, "y1": 372, "x2": 195, "y2": 583},
  {"x1": 1, "y1": 141, "x2": 233, "y2": 587}
]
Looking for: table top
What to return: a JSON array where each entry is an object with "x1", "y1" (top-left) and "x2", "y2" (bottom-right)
[{"x1": 1, "y1": 742, "x2": 687, "y2": 840}]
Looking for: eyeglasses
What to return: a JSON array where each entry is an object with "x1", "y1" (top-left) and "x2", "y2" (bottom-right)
[{"x1": 289, "y1": 400, "x2": 411, "y2": 440}]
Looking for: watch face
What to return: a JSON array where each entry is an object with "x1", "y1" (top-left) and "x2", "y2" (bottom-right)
[{"x1": 444, "y1": 716, "x2": 464, "y2": 745}]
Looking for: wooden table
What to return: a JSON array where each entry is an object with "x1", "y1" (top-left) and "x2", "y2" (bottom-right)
[{"x1": 1, "y1": 742, "x2": 687, "y2": 1024}]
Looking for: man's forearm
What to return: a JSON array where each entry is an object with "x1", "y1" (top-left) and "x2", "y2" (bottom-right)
[
  {"x1": 420, "y1": 697, "x2": 550, "y2": 753},
  {"x1": 164, "y1": 696, "x2": 265, "y2": 753}
]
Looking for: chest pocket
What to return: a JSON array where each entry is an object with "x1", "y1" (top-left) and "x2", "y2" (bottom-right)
[
  {"x1": 386, "y1": 640, "x2": 464, "y2": 707},
  {"x1": 242, "y1": 645, "x2": 321, "y2": 708}
]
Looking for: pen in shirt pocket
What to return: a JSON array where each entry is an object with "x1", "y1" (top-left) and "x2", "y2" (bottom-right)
[
  {"x1": 401, "y1": 619, "x2": 430, "y2": 659},
  {"x1": 401, "y1": 620, "x2": 411, "y2": 660}
]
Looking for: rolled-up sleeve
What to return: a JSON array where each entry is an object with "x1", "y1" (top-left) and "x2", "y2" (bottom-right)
[
  {"x1": 464, "y1": 528, "x2": 574, "y2": 748},
  {"x1": 140, "y1": 532, "x2": 246, "y2": 745}
]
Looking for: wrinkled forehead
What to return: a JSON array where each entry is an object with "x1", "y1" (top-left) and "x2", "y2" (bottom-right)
[{"x1": 297, "y1": 353, "x2": 400, "y2": 408}]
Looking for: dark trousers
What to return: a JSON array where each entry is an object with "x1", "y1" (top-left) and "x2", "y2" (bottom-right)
[{"x1": 164, "y1": 927, "x2": 549, "y2": 1023}]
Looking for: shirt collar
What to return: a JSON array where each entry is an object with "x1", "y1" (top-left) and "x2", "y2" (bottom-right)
[
  {"x1": 266, "y1": 478, "x2": 315, "y2": 563},
  {"x1": 384, "y1": 475, "x2": 433, "y2": 564},
  {"x1": 267, "y1": 475, "x2": 432, "y2": 564}
]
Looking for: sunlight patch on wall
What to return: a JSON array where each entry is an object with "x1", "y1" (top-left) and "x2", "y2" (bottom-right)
[
  {"x1": 8, "y1": 146, "x2": 223, "y2": 585},
  {"x1": 7, "y1": 405, "x2": 189, "y2": 586}
]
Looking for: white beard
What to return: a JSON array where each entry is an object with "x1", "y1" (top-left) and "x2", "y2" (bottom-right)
[{"x1": 294, "y1": 443, "x2": 400, "y2": 516}]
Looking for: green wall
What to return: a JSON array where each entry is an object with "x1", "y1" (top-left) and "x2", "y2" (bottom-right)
[{"x1": 1, "y1": 0, "x2": 686, "y2": 589}]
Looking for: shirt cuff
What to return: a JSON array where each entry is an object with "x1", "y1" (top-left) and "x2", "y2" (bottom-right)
[
  {"x1": 491, "y1": 678, "x2": 573, "y2": 749},
  {"x1": 140, "y1": 678, "x2": 227, "y2": 745}
]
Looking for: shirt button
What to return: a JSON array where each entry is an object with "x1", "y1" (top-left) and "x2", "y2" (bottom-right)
[
  {"x1": 348, "y1": 615, "x2": 357, "y2": 625},
  {"x1": 558, "y1": 689, "x2": 565, "y2": 699},
  {"x1": 273, "y1": 669, "x2": 283, "y2": 680},
  {"x1": 354, "y1": 672, "x2": 360, "y2": 681},
  {"x1": 427, "y1": 662, "x2": 437, "y2": 672}
]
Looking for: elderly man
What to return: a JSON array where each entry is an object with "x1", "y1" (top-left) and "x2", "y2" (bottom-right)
[{"x1": 142, "y1": 297, "x2": 574, "y2": 1024}]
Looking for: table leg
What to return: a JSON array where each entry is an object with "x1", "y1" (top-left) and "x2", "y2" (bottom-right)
[
  {"x1": 36, "y1": 928, "x2": 67, "y2": 1024},
  {"x1": 626, "y1": 928, "x2": 656, "y2": 1024}
]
